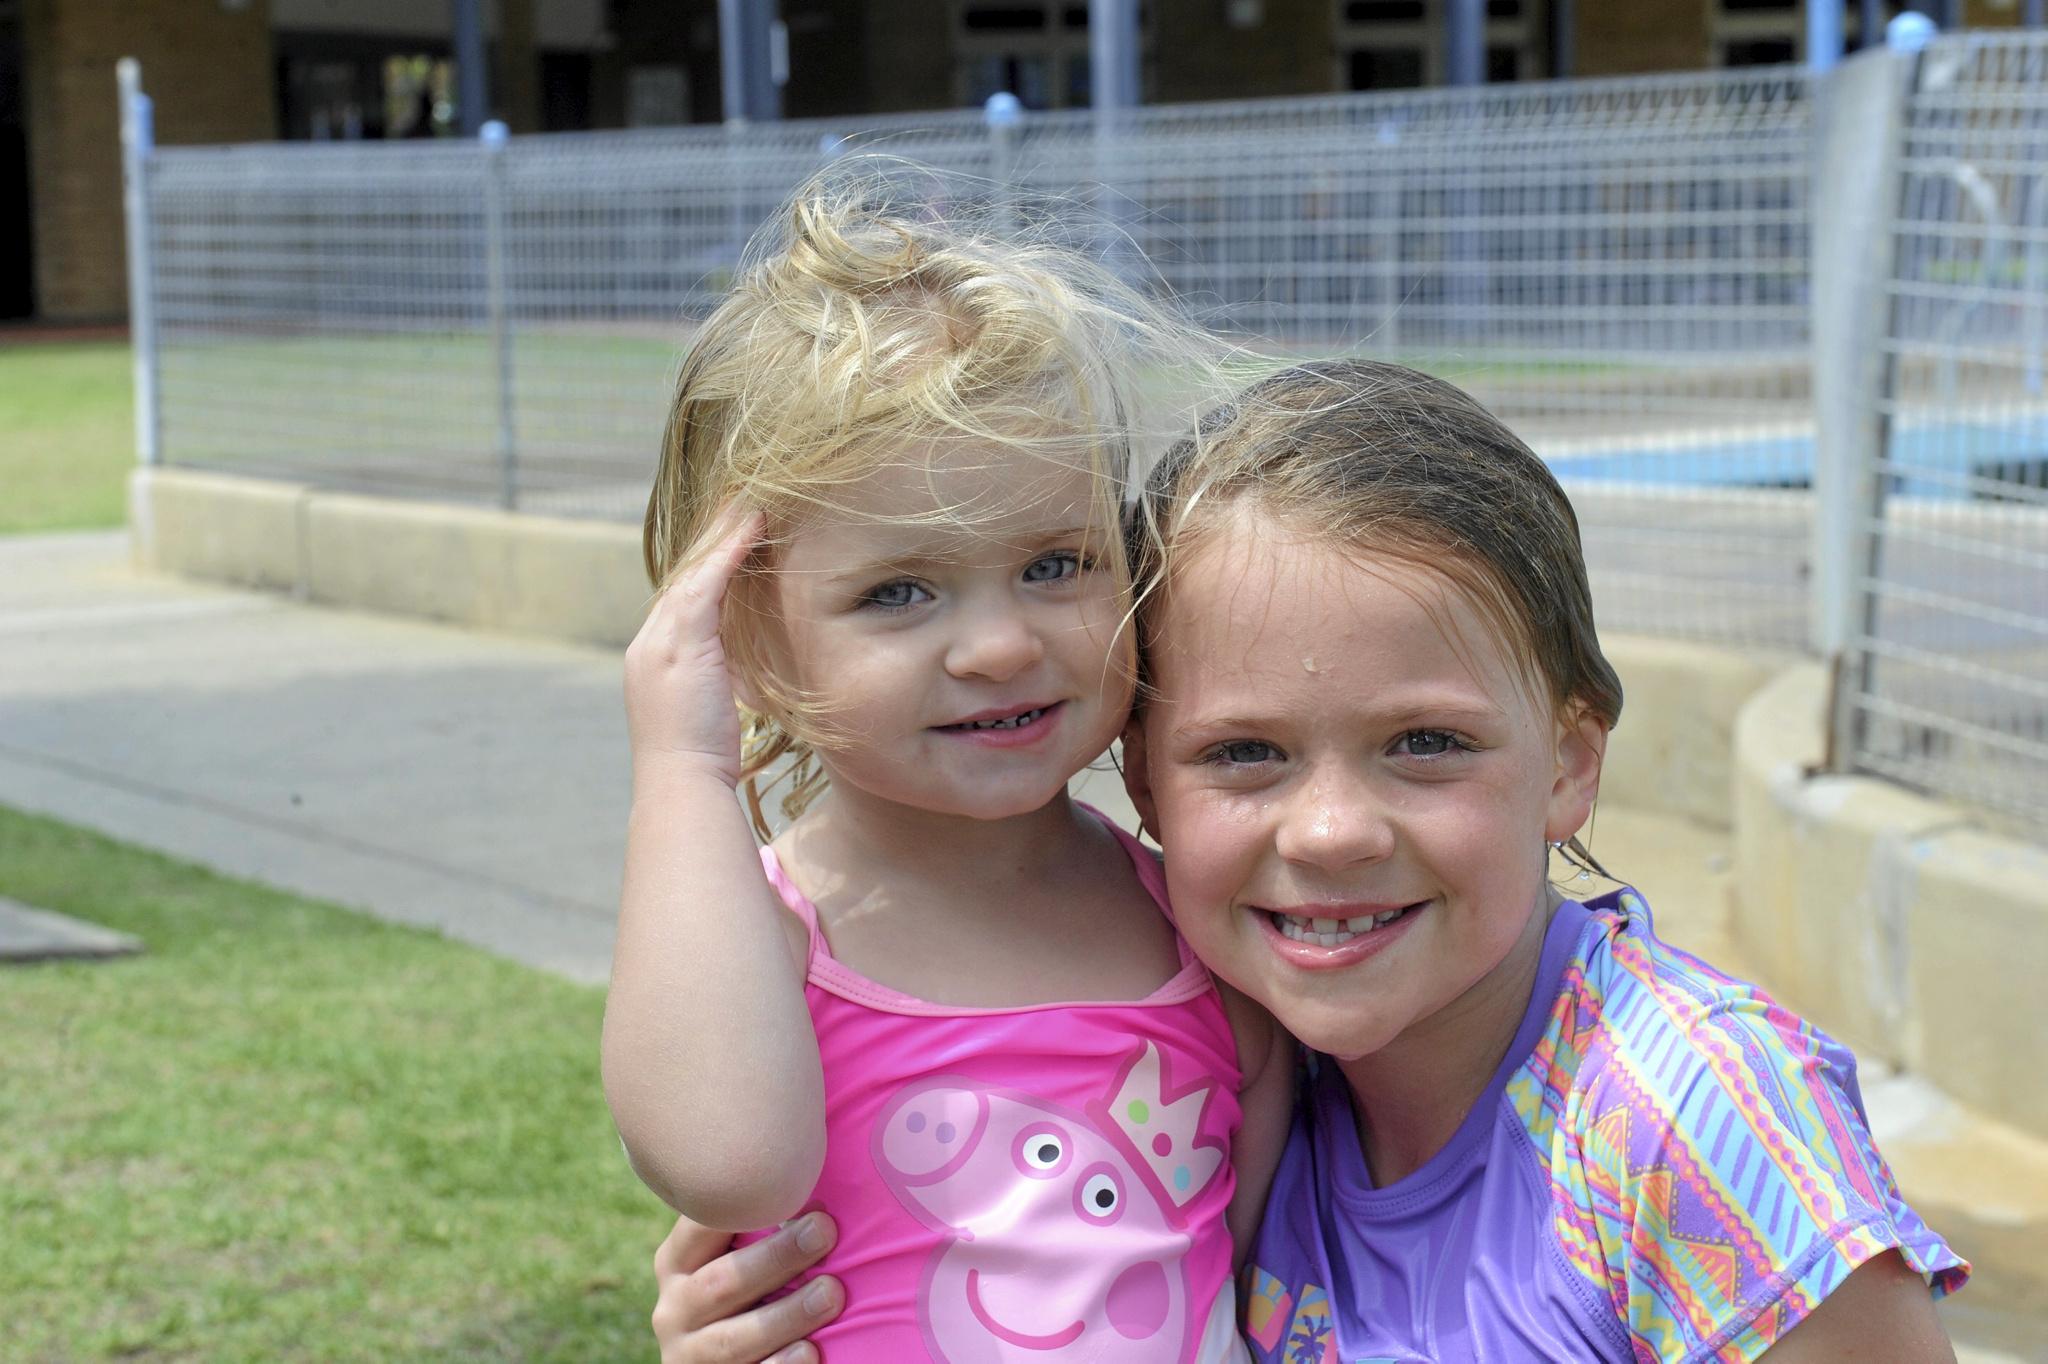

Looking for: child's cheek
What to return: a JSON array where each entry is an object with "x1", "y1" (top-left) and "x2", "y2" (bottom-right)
[{"x1": 1161, "y1": 796, "x2": 1262, "y2": 952}]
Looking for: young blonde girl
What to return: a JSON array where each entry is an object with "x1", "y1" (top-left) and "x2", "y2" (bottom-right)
[
  {"x1": 656, "y1": 358, "x2": 1968, "y2": 1363},
  {"x1": 602, "y1": 178, "x2": 1292, "y2": 1364}
]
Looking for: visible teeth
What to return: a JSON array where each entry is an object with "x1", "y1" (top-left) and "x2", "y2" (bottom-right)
[
  {"x1": 1274, "y1": 913, "x2": 1360, "y2": 946},
  {"x1": 966, "y1": 708, "x2": 1043, "y2": 731},
  {"x1": 1272, "y1": 905, "x2": 1412, "y2": 946}
]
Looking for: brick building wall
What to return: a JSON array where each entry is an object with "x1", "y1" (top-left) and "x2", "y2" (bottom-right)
[
  {"x1": 23, "y1": 0, "x2": 275, "y2": 322},
  {"x1": 1574, "y1": 0, "x2": 1712, "y2": 76}
]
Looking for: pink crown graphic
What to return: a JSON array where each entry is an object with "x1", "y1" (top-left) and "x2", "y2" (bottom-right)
[{"x1": 1091, "y1": 1041, "x2": 1225, "y2": 1218}]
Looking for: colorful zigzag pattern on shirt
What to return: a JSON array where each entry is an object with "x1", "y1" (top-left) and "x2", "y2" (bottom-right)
[{"x1": 1505, "y1": 890, "x2": 1967, "y2": 1362}]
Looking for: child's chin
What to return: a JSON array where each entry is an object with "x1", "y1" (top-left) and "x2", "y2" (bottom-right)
[
  {"x1": 1271, "y1": 1006, "x2": 1399, "y2": 1064},
  {"x1": 940, "y1": 785, "x2": 1070, "y2": 823}
]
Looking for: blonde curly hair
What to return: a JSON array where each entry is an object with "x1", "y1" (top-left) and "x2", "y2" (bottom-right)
[{"x1": 644, "y1": 164, "x2": 1230, "y2": 838}]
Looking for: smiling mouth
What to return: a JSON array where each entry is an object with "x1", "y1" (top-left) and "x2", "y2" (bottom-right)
[
  {"x1": 964, "y1": 1268, "x2": 1085, "y2": 1350},
  {"x1": 936, "y1": 705, "x2": 1054, "y2": 733},
  {"x1": 1267, "y1": 904, "x2": 1423, "y2": 947}
]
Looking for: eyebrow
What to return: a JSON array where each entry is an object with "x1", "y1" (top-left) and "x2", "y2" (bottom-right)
[
  {"x1": 822, "y1": 526, "x2": 1100, "y2": 583},
  {"x1": 1373, "y1": 701, "x2": 1506, "y2": 727},
  {"x1": 1169, "y1": 716, "x2": 1264, "y2": 743},
  {"x1": 1169, "y1": 699, "x2": 1506, "y2": 743}
]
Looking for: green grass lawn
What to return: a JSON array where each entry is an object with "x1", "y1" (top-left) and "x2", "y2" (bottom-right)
[
  {"x1": 0, "y1": 343, "x2": 135, "y2": 535},
  {"x1": 0, "y1": 805, "x2": 674, "y2": 1362}
]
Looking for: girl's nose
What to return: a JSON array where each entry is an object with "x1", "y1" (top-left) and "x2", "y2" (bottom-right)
[
  {"x1": 1273, "y1": 773, "x2": 1395, "y2": 872},
  {"x1": 943, "y1": 608, "x2": 1045, "y2": 682}
]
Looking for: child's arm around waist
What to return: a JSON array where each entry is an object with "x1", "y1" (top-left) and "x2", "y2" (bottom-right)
[
  {"x1": 1220, "y1": 982, "x2": 1294, "y2": 1267},
  {"x1": 602, "y1": 509, "x2": 826, "y2": 1231}
]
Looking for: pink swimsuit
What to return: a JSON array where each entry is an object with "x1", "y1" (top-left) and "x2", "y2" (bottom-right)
[{"x1": 736, "y1": 817, "x2": 1247, "y2": 1363}]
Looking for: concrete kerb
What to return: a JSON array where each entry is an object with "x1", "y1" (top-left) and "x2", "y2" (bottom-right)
[
  {"x1": 131, "y1": 466, "x2": 650, "y2": 648},
  {"x1": 303, "y1": 492, "x2": 647, "y2": 647},
  {"x1": 132, "y1": 465, "x2": 307, "y2": 595},
  {"x1": 132, "y1": 466, "x2": 2048, "y2": 1151},
  {"x1": 1596, "y1": 635, "x2": 1783, "y2": 830},
  {"x1": 1734, "y1": 663, "x2": 2048, "y2": 1142}
]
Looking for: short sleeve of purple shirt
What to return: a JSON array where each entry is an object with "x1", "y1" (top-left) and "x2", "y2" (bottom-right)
[{"x1": 1241, "y1": 889, "x2": 1968, "y2": 1364}]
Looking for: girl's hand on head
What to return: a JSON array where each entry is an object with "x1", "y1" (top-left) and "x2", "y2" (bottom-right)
[
  {"x1": 653, "y1": 1212, "x2": 843, "y2": 1364},
  {"x1": 626, "y1": 506, "x2": 766, "y2": 792}
]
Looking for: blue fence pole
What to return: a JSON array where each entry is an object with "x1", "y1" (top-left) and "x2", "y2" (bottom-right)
[{"x1": 116, "y1": 58, "x2": 160, "y2": 471}]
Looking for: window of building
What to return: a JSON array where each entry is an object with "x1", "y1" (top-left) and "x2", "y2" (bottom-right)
[
  {"x1": 276, "y1": 37, "x2": 459, "y2": 141},
  {"x1": 1720, "y1": 35, "x2": 1797, "y2": 65},
  {"x1": 384, "y1": 55, "x2": 455, "y2": 138},
  {"x1": 1346, "y1": 1, "x2": 1428, "y2": 20},
  {"x1": 1349, "y1": 46, "x2": 1426, "y2": 89},
  {"x1": 958, "y1": 1, "x2": 1145, "y2": 109},
  {"x1": 1710, "y1": 1, "x2": 1900, "y2": 68},
  {"x1": 0, "y1": 0, "x2": 29, "y2": 319},
  {"x1": 1337, "y1": 0, "x2": 1547, "y2": 91}
]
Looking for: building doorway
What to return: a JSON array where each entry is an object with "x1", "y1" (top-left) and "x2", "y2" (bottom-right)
[{"x1": 0, "y1": 0, "x2": 34, "y2": 319}]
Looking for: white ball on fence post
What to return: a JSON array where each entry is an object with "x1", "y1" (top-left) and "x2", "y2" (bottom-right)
[
  {"x1": 1886, "y1": 12, "x2": 1937, "y2": 53},
  {"x1": 983, "y1": 92, "x2": 1023, "y2": 130}
]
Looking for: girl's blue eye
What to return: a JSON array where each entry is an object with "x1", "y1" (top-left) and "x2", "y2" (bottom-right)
[
  {"x1": 1396, "y1": 730, "x2": 1466, "y2": 759},
  {"x1": 1208, "y1": 740, "x2": 1279, "y2": 766},
  {"x1": 1023, "y1": 551, "x2": 1083, "y2": 584},
  {"x1": 861, "y1": 580, "x2": 932, "y2": 611}
]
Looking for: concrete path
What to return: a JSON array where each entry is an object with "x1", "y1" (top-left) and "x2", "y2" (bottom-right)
[{"x1": 0, "y1": 530, "x2": 634, "y2": 983}]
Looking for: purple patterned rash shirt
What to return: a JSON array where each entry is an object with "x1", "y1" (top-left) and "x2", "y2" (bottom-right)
[{"x1": 1241, "y1": 889, "x2": 1967, "y2": 1364}]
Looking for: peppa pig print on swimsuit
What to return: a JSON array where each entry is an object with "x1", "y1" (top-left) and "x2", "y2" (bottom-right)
[{"x1": 874, "y1": 1042, "x2": 1244, "y2": 1363}]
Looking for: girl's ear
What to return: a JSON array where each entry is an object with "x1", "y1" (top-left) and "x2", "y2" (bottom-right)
[
  {"x1": 730, "y1": 663, "x2": 769, "y2": 717},
  {"x1": 1544, "y1": 705, "x2": 1608, "y2": 845},
  {"x1": 726, "y1": 579, "x2": 784, "y2": 718},
  {"x1": 1119, "y1": 716, "x2": 1162, "y2": 844}
]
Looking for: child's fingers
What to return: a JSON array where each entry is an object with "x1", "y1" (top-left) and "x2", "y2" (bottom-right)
[
  {"x1": 636, "y1": 504, "x2": 766, "y2": 655},
  {"x1": 686, "y1": 1214, "x2": 837, "y2": 1322},
  {"x1": 654, "y1": 1213, "x2": 733, "y2": 1279},
  {"x1": 648, "y1": 505, "x2": 766, "y2": 637},
  {"x1": 677, "y1": 1277, "x2": 840, "y2": 1364},
  {"x1": 694, "y1": 502, "x2": 767, "y2": 586},
  {"x1": 652, "y1": 1213, "x2": 841, "y2": 1363}
]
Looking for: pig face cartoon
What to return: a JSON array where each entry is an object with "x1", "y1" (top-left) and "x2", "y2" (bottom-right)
[{"x1": 872, "y1": 1043, "x2": 1228, "y2": 1364}]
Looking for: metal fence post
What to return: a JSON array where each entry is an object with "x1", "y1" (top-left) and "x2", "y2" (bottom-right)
[
  {"x1": 1375, "y1": 126, "x2": 1402, "y2": 353},
  {"x1": 1808, "y1": 0, "x2": 1845, "y2": 70},
  {"x1": 1809, "y1": 42, "x2": 1912, "y2": 764},
  {"x1": 480, "y1": 119, "x2": 519, "y2": 510},
  {"x1": 985, "y1": 92, "x2": 1022, "y2": 237},
  {"x1": 116, "y1": 58, "x2": 160, "y2": 470}
]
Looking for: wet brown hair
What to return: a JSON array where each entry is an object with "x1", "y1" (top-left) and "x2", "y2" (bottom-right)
[{"x1": 1129, "y1": 358, "x2": 1623, "y2": 731}]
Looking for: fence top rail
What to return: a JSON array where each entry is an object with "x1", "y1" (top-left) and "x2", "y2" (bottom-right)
[
  {"x1": 1927, "y1": 27, "x2": 2048, "y2": 51},
  {"x1": 145, "y1": 61, "x2": 1812, "y2": 171}
]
